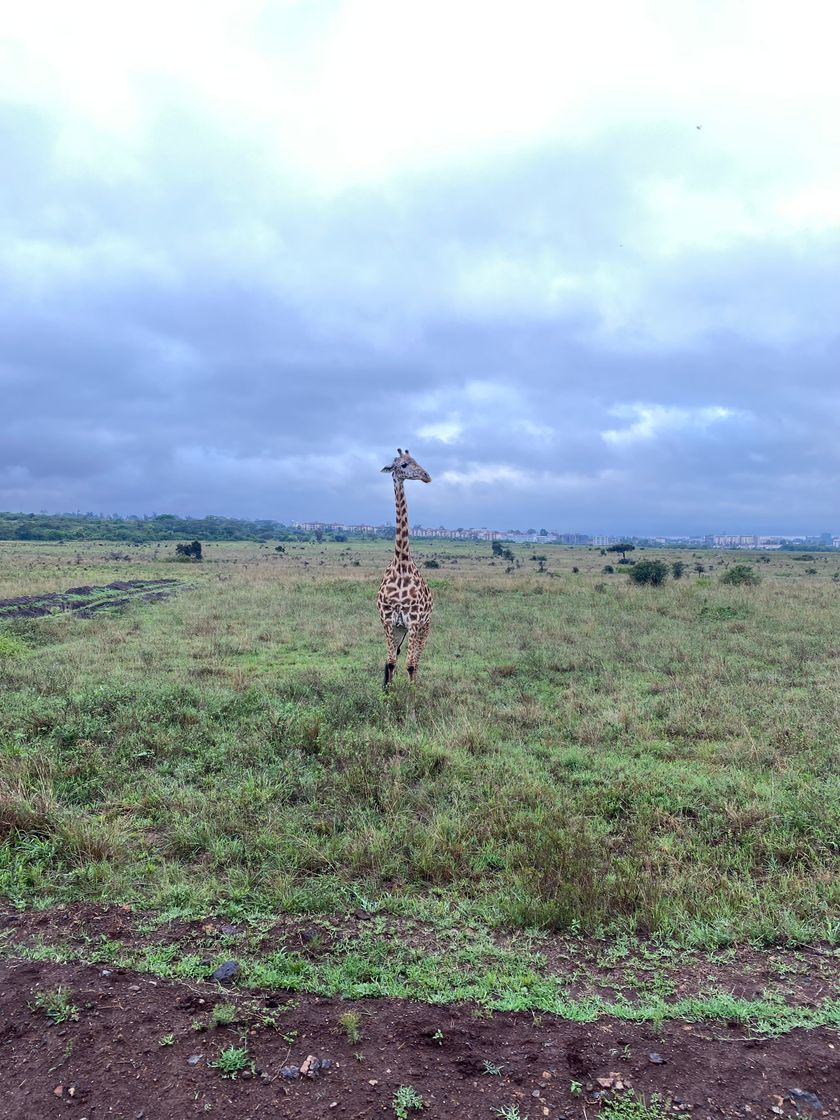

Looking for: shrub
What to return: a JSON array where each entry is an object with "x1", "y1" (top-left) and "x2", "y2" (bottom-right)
[
  {"x1": 424, "y1": 559, "x2": 440, "y2": 569},
  {"x1": 175, "y1": 540, "x2": 202, "y2": 561},
  {"x1": 671, "y1": 560, "x2": 685, "y2": 579},
  {"x1": 602, "y1": 564, "x2": 614, "y2": 574},
  {"x1": 720, "y1": 564, "x2": 760, "y2": 586},
  {"x1": 628, "y1": 559, "x2": 669, "y2": 586}
]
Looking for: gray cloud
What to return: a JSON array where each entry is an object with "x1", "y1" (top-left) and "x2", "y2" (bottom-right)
[{"x1": 2, "y1": 76, "x2": 839, "y2": 534}]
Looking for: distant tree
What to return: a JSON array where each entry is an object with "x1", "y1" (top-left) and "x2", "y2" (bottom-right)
[
  {"x1": 607, "y1": 542, "x2": 635, "y2": 561},
  {"x1": 602, "y1": 564, "x2": 615, "y2": 574},
  {"x1": 628, "y1": 559, "x2": 669, "y2": 586},
  {"x1": 694, "y1": 562, "x2": 706, "y2": 574},
  {"x1": 274, "y1": 544, "x2": 286, "y2": 553},
  {"x1": 175, "y1": 540, "x2": 202, "y2": 561},
  {"x1": 671, "y1": 560, "x2": 685, "y2": 579},
  {"x1": 721, "y1": 564, "x2": 760, "y2": 586}
]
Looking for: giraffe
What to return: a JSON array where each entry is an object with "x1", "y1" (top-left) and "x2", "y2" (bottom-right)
[{"x1": 377, "y1": 448, "x2": 433, "y2": 688}]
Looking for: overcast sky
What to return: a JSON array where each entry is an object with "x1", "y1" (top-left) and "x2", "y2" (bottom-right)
[{"x1": 2, "y1": 1, "x2": 839, "y2": 534}]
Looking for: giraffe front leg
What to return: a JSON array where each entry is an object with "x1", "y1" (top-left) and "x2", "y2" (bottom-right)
[
  {"x1": 382, "y1": 621, "x2": 399, "y2": 689},
  {"x1": 405, "y1": 622, "x2": 430, "y2": 683}
]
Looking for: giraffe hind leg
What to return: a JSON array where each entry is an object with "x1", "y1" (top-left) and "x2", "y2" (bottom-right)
[
  {"x1": 382, "y1": 620, "x2": 405, "y2": 689},
  {"x1": 406, "y1": 622, "x2": 430, "y2": 681}
]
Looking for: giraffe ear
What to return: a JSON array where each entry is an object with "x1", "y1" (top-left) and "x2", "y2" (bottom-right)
[{"x1": 381, "y1": 464, "x2": 393, "y2": 473}]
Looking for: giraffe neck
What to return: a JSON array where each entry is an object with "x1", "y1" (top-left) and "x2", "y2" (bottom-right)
[{"x1": 393, "y1": 476, "x2": 411, "y2": 563}]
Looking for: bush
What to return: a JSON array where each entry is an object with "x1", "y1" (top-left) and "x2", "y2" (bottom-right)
[
  {"x1": 175, "y1": 540, "x2": 202, "y2": 561},
  {"x1": 671, "y1": 561, "x2": 685, "y2": 579},
  {"x1": 424, "y1": 559, "x2": 440, "y2": 569},
  {"x1": 602, "y1": 564, "x2": 614, "y2": 574},
  {"x1": 628, "y1": 559, "x2": 669, "y2": 586},
  {"x1": 720, "y1": 564, "x2": 760, "y2": 586}
]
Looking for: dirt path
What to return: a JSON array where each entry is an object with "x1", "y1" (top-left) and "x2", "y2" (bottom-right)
[
  {"x1": 2, "y1": 954, "x2": 837, "y2": 1120},
  {"x1": 0, "y1": 579, "x2": 180, "y2": 620}
]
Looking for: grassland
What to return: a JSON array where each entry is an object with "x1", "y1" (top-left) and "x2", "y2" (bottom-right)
[{"x1": 1, "y1": 537, "x2": 839, "y2": 961}]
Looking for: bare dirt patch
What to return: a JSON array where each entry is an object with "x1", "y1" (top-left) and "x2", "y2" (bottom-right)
[
  {"x1": 0, "y1": 579, "x2": 180, "y2": 620},
  {"x1": 2, "y1": 956, "x2": 837, "y2": 1120}
]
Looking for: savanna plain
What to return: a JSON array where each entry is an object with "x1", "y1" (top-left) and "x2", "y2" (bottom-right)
[{"x1": 1, "y1": 540, "x2": 838, "y2": 1119}]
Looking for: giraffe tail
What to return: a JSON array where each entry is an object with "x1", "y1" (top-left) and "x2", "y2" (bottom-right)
[{"x1": 393, "y1": 624, "x2": 408, "y2": 657}]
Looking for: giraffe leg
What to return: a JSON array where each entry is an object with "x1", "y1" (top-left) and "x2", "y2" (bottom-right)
[
  {"x1": 405, "y1": 622, "x2": 430, "y2": 682},
  {"x1": 382, "y1": 620, "x2": 400, "y2": 689}
]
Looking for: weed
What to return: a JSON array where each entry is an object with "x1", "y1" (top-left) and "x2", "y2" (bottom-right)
[
  {"x1": 601, "y1": 1090, "x2": 666, "y2": 1120},
  {"x1": 496, "y1": 1107, "x2": 527, "y2": 1120},
  {"x1": 210, "y1": 1002, "x2": 237, "y2": 1028},
  {"x1": 483, "y1": 1060, "x2": 504, "y2": 1076},
  {"x1": 338, "y1": 1010, "x2": 361, "y2": 1043},
  {"x1": 159, "y1": 1032, "x2": 175, "y2": 1046},
  {"x1": 31, "y1": 986, "x2": 79, "y2": 1024},
  {"x1": 209, "y1": 1045, "x2": 252, "y2": 1079},
  {"x1": 393, "y1": 1085, "x2": 425, "y2": 1117}
]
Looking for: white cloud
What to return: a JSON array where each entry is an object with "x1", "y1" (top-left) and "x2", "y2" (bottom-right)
[
  {"x1": 418, "y1": 418, "x2": 463, "y2": 443},
  {"x1": 602, "y1": 404, "x2": 744, "y2": 446}
]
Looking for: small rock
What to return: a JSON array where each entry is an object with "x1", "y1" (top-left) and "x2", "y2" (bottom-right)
[
  {"x1": 772, "y1": 1108, "x2": 784, "y2": 1116},
  {"x1": 787, "y1": 1089, "x2": 823, "y2": 1112},
  {"x1": 300, "y1": 1055, "x2": 322, "y2": 1078},
  {"x1": 211, "y1": 960, "x2": 241, "y2": 983},
  {"x1": 54, "y1": 1086, "x2": 63, "y2": 1097},
  {"x1": 102, "y1": 969, "x2": 113, "y2": 977},
  {"x1": 542, "y1": 1071, "x2": 552, "y2": 1080},
  {"x1": 320, "y1": 1058, "x2": 333, "y2": 1071},
  {"x1": 220, "y1": 923, "x2": 239, "y2": 936},
  {"x1": 186, "y1": 1055, "x2": 203, "y2": 1066},
  {"x1": 368, "y1": 1079, "x2": 379, "y2": 1086},
  {"x1": 330, "y1": 1104, "x2": 338, "y2": 1110},
  {"x1": 281, "y1": 1066, "x2": 300, "y2": 1081},
  {"x1": 128, "y1": 984, "x2": 141, "y2": 992},
  {"x1": 532, "y1": 1089, "x2": 541, "y2": 1098},
  {"x1": 649, "y1": 1053, "x2": 665, "y2": 1065}
]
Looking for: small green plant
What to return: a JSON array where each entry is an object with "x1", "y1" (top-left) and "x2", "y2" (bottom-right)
[
  {"x1": 600, "y1": 1089, "x2": 665, "y2": 1120},
  {"x1": 496, "y1": 1107, "x2": 527, "y2": 1120},
  {"x1": 159, "y1": 1032, "x2": 175, "y2": 1046},
  {"x1": 338, "y1": 1010, "x2": 361, "y2": 1043},
  {"x1": 209, "y1": 1045, "x2": 252, "y2": 1079},
  {"x1": 282, "y1": 1028, "x2": 299, "y2": 1045},
  {"x1": 31, "y1": 986, "x2": 80, "y2": 1024},
  {"x1": 393, "y1": 1085, "x2": 425, "y2": 1118},
  {"x1": 570, "y1": 1080, "x2": 583, "y2": 1095},
  {"x1": 210, "y1": 1002, "x2": 237, "y2": 1028},
  {"x1": 192, "y1": 1017, "x2": 207, "y2": 1032},
  {"x1": 720, "y1": 564, "x2": 760, "y2": 586},
  {"x1": 432, "y1": 1028, "x2": 444, "y2": 1044},
  {"x1": 483, "y1": 1059, "x2": 504, "y2": 1076}
]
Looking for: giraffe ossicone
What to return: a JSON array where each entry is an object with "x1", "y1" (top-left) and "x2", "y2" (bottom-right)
[{"x1": 377, "y1": 448, "x2": 433, "y2": 688}]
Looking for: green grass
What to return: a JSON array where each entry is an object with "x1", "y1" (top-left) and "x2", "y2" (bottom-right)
[
  {"x1": 31, "y1": 984, "x2": 79, "y2": 1023},
  {"x1": 1, "y1": 540, "x2": 839, "y2": 948}
]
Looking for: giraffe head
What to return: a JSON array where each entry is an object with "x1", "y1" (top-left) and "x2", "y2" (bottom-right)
[{"x1": 381, "y1": 448, "x2": 431, "y2": 483}]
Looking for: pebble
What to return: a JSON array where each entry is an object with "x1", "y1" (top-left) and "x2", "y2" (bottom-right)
[
  {"x1": 281, "y1": 1066, "x2": 300, "y2": 1081},
  {"x1": 211, "y1": 960, "x2": 241, "y2": 982},
  {"x1": 649, "y1": 1053, "x2": 666, "y2": 1065},
  {"x1": 787, "y1": 1089, "x2": 823, "y2": 1112},
  {"x1": 128, "y1": 984, "x2": 140, "y2": 992},
  {"x1": 187, "y1": 1055, "x2": 203, "y2": 1066}
]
